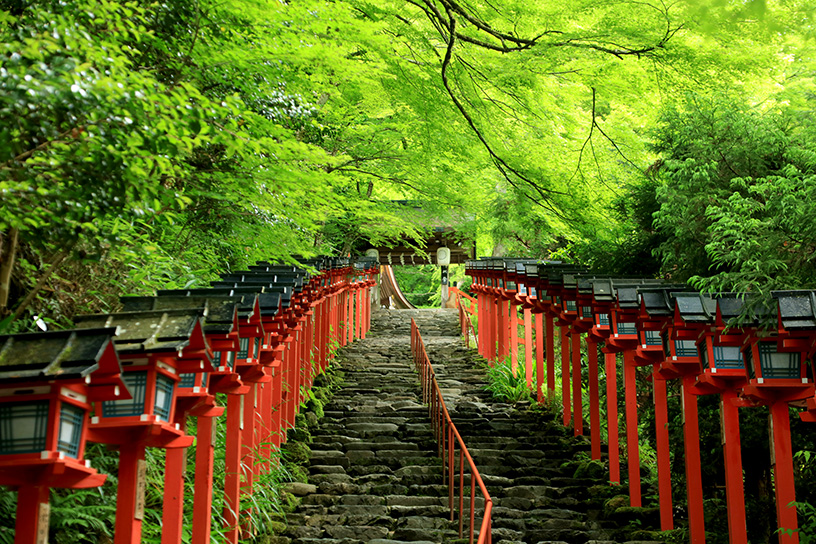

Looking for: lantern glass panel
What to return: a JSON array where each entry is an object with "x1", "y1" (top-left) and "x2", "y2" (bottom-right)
[
  {"x1": 0, "y1": 401, "x2": 49, "y2": 454},
  {"x1": 565, "y1": 300, "x2": 577, "y2": 312},
  {"x1": 58, "y1": 403, "x2": 84, "y2": 458},
  {"x1": 518, "y1": 283, "x2": 527, "y2": 296},
  {"x1": 179, "y1": 373, "x2": 197, "y2": 388},
  {"x1": 225, "y1": 351, "x2": 235, "y2": 369},
  {"x1": 103, "y1": 371, "x2": 148, "y2": 418},
  {"x1": 154, "y1": 374, "x2": 175, "y2": 422},
  {"x1": 237, "y1": 337, "x2": 250, "y2": 359},
  {"x1": 713, "y1": 346, "x2": 744, "y2": 369},
  {"x1": 617, "y1": 321, "x2": 637, "y2": 335},
  {"x1": 758, "y1": 342, "x2": 801, "y2": 379},
  {"x1": 644, "y1": 330, "x2": 662, "y2": 346},
  {"x1": 506, "y1": 281, "x2": 516, "y2": 291},
  {"x1": 674, "y1": 340, "x2": 698, "y2": 357},
  {"x1": 597, "y1": 313, "x2": 610, "y2": 326},
  {"x1": 529, "y1": 287, "x2": 537, "y2": 298},
  {"x1": 581, "y1": 306, "x2": 593, "y2": 318}
]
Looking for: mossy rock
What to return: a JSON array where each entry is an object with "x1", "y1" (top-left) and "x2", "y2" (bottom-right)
[
  {"x1": 266, "y1": 520, "x2": 287, "y2": 535},
  {"x1": 626, "y1": 528, "x2": 669, "y2": 541},
  {"x1": 304, "y1": 398, "x2": 325, "y2": 420},
  {"x1": 610, "y1": 505, "x2": 661, "y2": 526},
  {"x1": 281, "y1": 491, "x2": 300, "y2": 513},
  {"x1": 281, "y1": 441, "x2": 311, "y2": 465},
  {"x1": 585, "y1": 484, "x2": 619, "y2": 506},
  {"x1": 287, "y1": 427, "x2": 311, "y2": 443},
  {"x1": 573, "y1": 459, "x2": 606, "y2": 480},
  {"x1": 603, "y1": 494, "x2": 631, "y2": 517},
  {"x1": 287, "y1": 464, "x2": 309, "y2": 484},
  {"x1": 655, "y1": 528, "x2": 689, "y2": 544}
]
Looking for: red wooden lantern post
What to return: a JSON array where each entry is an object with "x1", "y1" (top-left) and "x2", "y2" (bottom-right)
[
  {"x1": 533, "y1": 263, "x2": 574, "y2": 405},
  {"x1": 551, "y1": 272, "x2": 583, "y2": 435},
  {"x1": 590, "y1": 279, "x2": 661, "y2": 499},
  {"x1": 477, "y1": 260, "x2": 498, "y2": 362},
  {"x1": 635, "y1": 287, "x2": 689, "y2": 532},
  {"x1": 607, "y1": 283, "x2": 645, "y2": 507},
  {"x1": 688, "y1": 293, "x2": 751, "y2": 544},
  {"x1": 738, "y1": 291, "x2": 816, "y2": 544},
  {"x1": 589, "y1": 279, "x2": 620, "y2": 485},
  {"x1": 494, "y1": 260, "x2": 511, "y2": 364},
  {"x1": 499, "y1": 260, "x2": 522, "y2": 372},
  {"x1": 513, "y1": 262, "x2": 538, "y2": 392},
  {"x1": 575, "y1": 277, "x2": 604, "y2": 458},
  {"x1": 0, "y1": 328, "x2": 126, "y2": 544},
  {"x1": 559, "y1": 274, "x2": 604, "y2": 445},
  {"x1": 74, "y1": 309, "x2": 212, "y2": 544},
  {"x1": 520, "y1": 263, "x2": 547, "y2": 403},
  {"x1": 656, "y1": 292, "x2": 720, "y2": 544},
  {"x1": 119, "y1": 294, "x2": 247, "y2": 544},
  {"x1": 157, "y1": 288, "x2": 263, "y2": 544}
]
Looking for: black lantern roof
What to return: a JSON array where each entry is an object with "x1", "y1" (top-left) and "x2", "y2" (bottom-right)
[
  {"x1": 209, "y1": 282, "x2": 294, "y2": 307},
  {"x1": 504, "y1": 259, "x2": 537, "y2": 273},
  {"x1": 160, "y1": 287, "x2": 261, "y2": 297},
  {"x1": 119, "y1": 296, "x2": 239, "y2": 336},
  {"x1": 535, "y1": 262, "x2": 573, "y2": 276},
  {"x1": 591, "y1": 279, "x2": 663, "y2": 304},
  {"x1": 772, "y1": 290, "x2": 816, "y2": 330},
  {"x1": 257, "y1": 292, "x2": 283, "y2": 316},
  {"x1": 0, "y1": 328, "x2": 120, "y2": 382},
  {"x1": 715, "y1": 293, "x2": 749, "y2": 324},
  {"x1": 249, "y1": 263, "x2": 310, "y2": 273},
  {"x1": 75, "y1": 309, "x2": 205, "y2": 355},
  {"x1": 523, "y1": 263, "x2": 539, "y2": 279},
  {"x1": 638, "y1": 286, "x2": 694, "y2": 317},
  {"x1": 543, "y1": 268, "x2": 587, "y2": 287},
  {"x1": 672, "y1": 292, "x2": 717, "y2": 322},
  {"x1": 219, "y1": 273, "x2": 305, "y2": 290},
  {"x1": 156, "y1": 289, "x2": 259, "y2": 320}
]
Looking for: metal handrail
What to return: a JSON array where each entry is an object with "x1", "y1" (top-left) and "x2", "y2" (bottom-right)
[{"x1": 411, "y1": 318, "x2": 492, "y2": 544}]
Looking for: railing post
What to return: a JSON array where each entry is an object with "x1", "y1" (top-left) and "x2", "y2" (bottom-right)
[
  {"x1": 623, "y1": 350, "x2": 641, "y2": 506},
  {"x1": 721, "y1": 391, "x2": 747, "y2": 544},
  {"x1": 560, "y1": 325, "x2": 571, "y2": 427},
  {"x1": 510, "y1": 302, "x2": 518, "y2": 373},
  {"x1": 524, "y1": 308, "x2": 533, "y2": 389},
  {"x1": 571, "y1": 332, "x2": 583, "y2": 435},
  {"x1": 477, "y1": 292, "x2": 485, "y2": 357},
  {"x1": 546, "y1": 315, "x2": 556, "y2": 401},
  {"x1": 587, "y1": 339, "x2": 601, "y2": 460},
  {"x1": 535, "y1": 312, "x2": 544, "y2": 403},
  {"x1": 771, "y1": 400, "x2": 799, "y2": 544},
  {"x1": 449, "y1": 426, "x2": 455, "y2": 522},
  {"x1": 497, "y1": 299, "x2": 508, "y2": 363},
  {"x1": 459, "y1": 449, "x2": 465, "y2": 538},
  {"x1": 604, "y1": 349, "x2": 620, "y2": 485},
  {"x1": 681, "y1": 374, "x2": 706, "y2": 543},
  {"x1": 653, "y1": 371, "x2": 673, "y2": 530}
]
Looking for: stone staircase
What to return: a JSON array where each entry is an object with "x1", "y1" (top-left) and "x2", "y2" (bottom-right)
[{"x1": 277, "y1": 308, "x2": 660, "y2": 544}]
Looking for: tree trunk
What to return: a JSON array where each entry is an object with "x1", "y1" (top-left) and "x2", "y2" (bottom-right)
[
  {"x1": 0, "y1": 228, "x2": 19, "y2": 316},
  {"x1": 11, "y1": 248, "x2": 70, "y2": 322}
]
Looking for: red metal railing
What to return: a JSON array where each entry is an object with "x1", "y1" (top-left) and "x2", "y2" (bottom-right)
[
  {"x1": 451, "y1": 286, "x2": 478, "y2": 347},
  {"x1": 411, "y1": 318, "x2": 492, "y2": 544}
]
